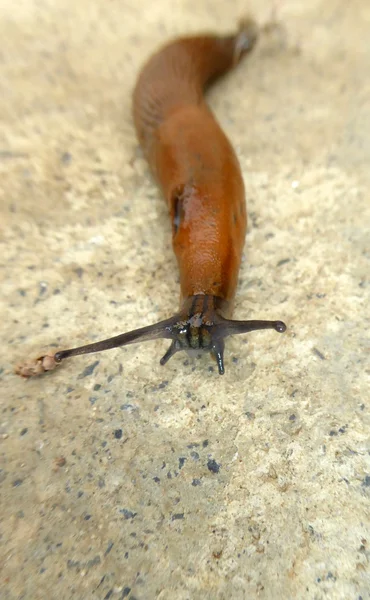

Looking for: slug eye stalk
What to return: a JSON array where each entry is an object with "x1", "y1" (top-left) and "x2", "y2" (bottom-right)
[{"x1": 16, "y1": 295, "x2": 286, "y2": 377}]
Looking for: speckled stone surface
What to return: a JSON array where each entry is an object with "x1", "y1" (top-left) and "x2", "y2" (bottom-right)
[{"x1": 1, "y1": 1, "x2": 370, "y2": 599}]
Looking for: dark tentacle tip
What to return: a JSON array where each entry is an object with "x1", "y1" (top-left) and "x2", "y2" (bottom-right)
[
  {"x1": 212, "y1": 341, "x2": 225, "y2": 375},
  {"x1": 160, "y1": 341, "x2": 178, "y2": 366},
  {"x1": 274, "y1": 321, "x2": 287, "y2": 333},
  {"x1": 218, "y1": 363, "x2": 225, "y2": 376}
]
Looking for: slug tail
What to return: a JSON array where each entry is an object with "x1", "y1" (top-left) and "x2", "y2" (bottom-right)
[
  {"x1": 233, "y1": 17, "x2": 259, "y2": 64},
  {"x1": 133, "y1": 18, "x2": 258, "y2": 157}
]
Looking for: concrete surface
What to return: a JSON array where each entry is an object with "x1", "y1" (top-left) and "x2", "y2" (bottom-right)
[{"x1": 1, "y1": 0, "x2": 369, "y2": 598}]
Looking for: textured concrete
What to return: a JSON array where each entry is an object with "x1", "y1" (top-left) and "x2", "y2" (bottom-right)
[{"x1": 1, "y1": 0, "x2": 370, "y2": 599}]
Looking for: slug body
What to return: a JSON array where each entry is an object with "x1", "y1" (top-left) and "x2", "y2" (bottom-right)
[
  {"x1": 17, "y1": 20, "x2": 286, "y2": 378},
  {"x1": 133, "y1": 34, "x2": 249, "y2": 306}
]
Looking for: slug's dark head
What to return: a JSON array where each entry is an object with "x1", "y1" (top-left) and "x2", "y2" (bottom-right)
[
  {"x1": 159, "y1": 295, "x2": 285, "y2": 374},
  {"x1": 159, "y1": 295, "x2": 228, "y2": 374},
  {"x1": 49, "y1": 294, "x2": 286, "y2": 376}
]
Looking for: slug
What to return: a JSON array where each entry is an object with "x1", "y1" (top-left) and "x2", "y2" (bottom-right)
[{"x1": 16, "y1": 18, "x2": 286, "y2": 378}]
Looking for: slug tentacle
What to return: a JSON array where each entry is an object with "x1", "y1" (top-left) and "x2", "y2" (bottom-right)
[{"x1": 16, "y1": 295, "x2": 285, "y2": 377}]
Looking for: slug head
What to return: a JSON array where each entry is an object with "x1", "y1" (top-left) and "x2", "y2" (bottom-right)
[
  {"x1": 28, "y1": 295, "x2": 286, "y2": 377},
  {"x1": 159, "y1": 295, "x2": 285, "y2": 374}
]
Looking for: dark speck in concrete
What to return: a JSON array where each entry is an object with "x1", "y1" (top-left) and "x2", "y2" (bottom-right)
[
  {"x1": 277, "y1": 258, "x2": 291, "y2": 267},
  {"x1": 78, "y1": 360, "x2": 100, "y2": 378},
  {"x1": 192, "y1": 479, "x2": 201, "y2": 486},
  {"x1": 203, "y1": 440, "x2": 209, "y2": 447},
  {"x1": 362, "y1": 475, "x2": 370, "y2": 487},
  {"x1": 84, "y1": 514, "x2": 91, "y2": 520},
  {"x1": 179, "y1": 457, "x2": 186, "y2": 469},
  {"x1": 104, "y1": 590, "x2": 113, "y2": 600},
  {"x1": 153, "y1": 476, "x2": 160, "y2": 483},
  {"x1": 13, "y1": 479, "x2": 23, "y2": 487},
  {"x1": 104, "y1": 541, "x2": 114, "y2": 556},
  {"x1": 93, "y1": 383, "x2": 101, "y2": 391},
  {"x1": 114, "y1": 428, "x2": 123, "y2": 439},
  {"x1": 190, "y1": 451, "x2": 199, "y2": 460},
  {"x1": 67, "y1": 559, "x2": 80, "y2": 569},
  {"x1": 330, "y1": 426, "x2": 347, "y2": 436},
  {"x1": 38, "y1": 281, "x2": 48, "y2": 296},
  {"x1": 86, "y1": 555, "x2": 101, "y2": 568},
  {"x1": 61, "y1": 151, "x2": 72, "y2": 164},
  {"x1": 74, "y1": 267, "x2": 84, "y2": 279},
  {"x1": 20, "y1": 427, "x2": 28, "y2": 436},
  {"x1": 172, "y1": 513, "x2": 184, "y2": 520},
  {"x1": 119, "y1": 508, "x2": 137, "y2": 519},
  {"x1": 120, "y1": 588, "x2": 131, "y2": 599},
  {"x1": 312, "y1": 347, "x2": 326, "y2": 360},
  {"x1": 207, "y1": 459, "x2": 221, "y2": 474}
]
